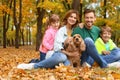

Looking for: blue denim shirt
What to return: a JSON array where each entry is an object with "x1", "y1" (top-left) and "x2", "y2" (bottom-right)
[{"x1": 54, "y1": 26, "x2": 68, "y2": 51}]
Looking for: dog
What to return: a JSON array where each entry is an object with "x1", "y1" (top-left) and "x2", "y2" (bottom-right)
[{"x1": 62, "y1": 34, "x2": 86, "y2": 67}]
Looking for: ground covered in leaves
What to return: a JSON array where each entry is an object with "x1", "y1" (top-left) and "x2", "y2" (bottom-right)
[{"x1": 0, "y1": 46, "x2": 120, "y2": 80}]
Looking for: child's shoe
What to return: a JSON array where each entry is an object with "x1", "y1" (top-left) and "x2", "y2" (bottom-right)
[{"x1": 17, "y1": 63, "x2": 35, "y2": 70}]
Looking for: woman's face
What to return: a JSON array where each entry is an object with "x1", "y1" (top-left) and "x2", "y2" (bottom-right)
[{"x1": 67, "y1": 13, "x2": 77, "y2": 26}]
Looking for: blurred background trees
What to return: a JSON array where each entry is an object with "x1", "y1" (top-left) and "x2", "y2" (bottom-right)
[{"x1": 0, "y1": 0, "x2": 120, "y2": 50}]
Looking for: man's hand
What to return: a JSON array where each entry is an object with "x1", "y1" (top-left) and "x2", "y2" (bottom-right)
[{"x1": 79, "y1": 23, "x2": 84, "y2": 29}]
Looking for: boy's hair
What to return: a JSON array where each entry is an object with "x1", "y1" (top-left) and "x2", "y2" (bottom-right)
[
  {"x1": 84, "y1": 9, "x2": 96, "y2": 16},
  {"x1": 100, "y1": 26, "x2": 112, "y2": 34}
]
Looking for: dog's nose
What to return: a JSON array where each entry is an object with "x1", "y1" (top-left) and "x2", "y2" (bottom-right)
[{"x1": 76, "y1": 38, "x2": 79, "y2": 41}]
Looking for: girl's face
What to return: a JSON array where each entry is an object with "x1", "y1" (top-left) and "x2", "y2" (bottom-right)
[
  {"x1": 67, "y1": 13, "x2": 77, "y2": 26},
  {"x1": 100, "y1": 31, "x2": 111, "y2": 43},
  {"x1": 51, "y1": 21, "x2": 60, "y2": 29}
]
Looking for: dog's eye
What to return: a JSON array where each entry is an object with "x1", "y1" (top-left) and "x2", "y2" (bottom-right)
[
  {"x1": 78, "y1": 36, "x2": 81, "y2": 38},
  {"x1": 73, "y1": 36, "x2": 75, "y2": 38}
]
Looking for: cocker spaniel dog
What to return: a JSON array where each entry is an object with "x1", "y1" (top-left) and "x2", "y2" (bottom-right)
[{"x1": 62, "y1": 34, "x2": 86, "y2": 68}]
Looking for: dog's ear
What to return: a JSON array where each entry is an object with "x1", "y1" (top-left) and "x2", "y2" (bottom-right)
[
  {"x1": 64, "y1": 42, "x2": 69, "y2": 50},
  {"x1": 80, "y1": 40, "x2": 86, "y2": 51}
]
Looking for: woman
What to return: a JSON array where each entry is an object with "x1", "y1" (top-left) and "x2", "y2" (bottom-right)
[{"x1": 17, "y1": 10, "x2": 80, "y2": 70}]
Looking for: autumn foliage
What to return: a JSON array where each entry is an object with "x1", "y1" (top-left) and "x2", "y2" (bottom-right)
[{"x1": 0, "y1": 46, "x2": 120, "y2": 80}]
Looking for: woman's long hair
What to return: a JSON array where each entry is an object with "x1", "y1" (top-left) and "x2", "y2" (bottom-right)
[{"x1": 62, "y1": 10, "x2": 80, "y2": 28}]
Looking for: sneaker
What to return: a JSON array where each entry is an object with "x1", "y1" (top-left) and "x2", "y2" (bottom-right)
[
  {"x1": 29, "y1": 59, "x2": 40, "y2": 63},
  {"x1": 17, "y1": 63, "x2": 35, "y2": 70},
  {"x1": 82, "y1": 62, "x2": 91, "y2": 68},
  {"x1": 108, "y1": 62, "x2": 120, "y2": 68}
]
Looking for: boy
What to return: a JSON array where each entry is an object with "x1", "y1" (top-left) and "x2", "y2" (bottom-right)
[{"x1": 95, "y1": 26, "x2": 120, "y2": 68}]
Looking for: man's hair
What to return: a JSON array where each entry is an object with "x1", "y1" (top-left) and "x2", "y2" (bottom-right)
[{"x1": 84, "y1": 9, "x2": 95, "y2": 16}]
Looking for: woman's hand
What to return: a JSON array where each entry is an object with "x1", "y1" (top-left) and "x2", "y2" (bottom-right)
[
  {"x1": 68, "y1": 52, "x2": 79, "y2": 57},
  {"x1": 61, "y1": 49, "x2": 79, "y2": 57}
]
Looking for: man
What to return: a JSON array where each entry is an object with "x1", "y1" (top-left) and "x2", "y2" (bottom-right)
[{"x1": 72, "y1": 9, "x2": 108, "y2": 68}]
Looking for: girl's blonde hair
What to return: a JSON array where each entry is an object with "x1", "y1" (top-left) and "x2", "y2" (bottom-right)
[{"x1": 46, "y1": 14, "x2": 60, "y2": 29}]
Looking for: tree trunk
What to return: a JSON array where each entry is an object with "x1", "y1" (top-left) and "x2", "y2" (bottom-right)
[
  {"x1": 28, "y1": 25, "x2": 31, "y2": 45},
  {"x1": 20, "y1": 29, "x2": 24, "y2": 46},
  {"x1": 2, "y1": 0, "x2": 12, "y2": 48},
  {"x1": 13, "y1": 0, "x2": 18, "y2": 48},
  {"x1": 72, "y1": 0, "x2": 80, "y2": 11},
  {"x1": 79, "y1": 2, "x2": 82, "y2": 22},
  {"x1": 72, "y1": 0, "x2": 82, "y2": 22},
  {"x1": 13, "y1": 0, "x2": 22, "y2": 48},
  {"x1": 36, "y1": 0, "x2": 45, "y2": 51},
  {"x1": 104, "y1": 0, "x2": 107, "y2": 18},
  {"x1": 3, "y1": 12, "x2": 7, "y2": 48}
]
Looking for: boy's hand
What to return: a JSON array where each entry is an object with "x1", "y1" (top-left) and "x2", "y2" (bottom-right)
[{"x1": 102, "y1": 50, "x2": 110, "y2": 55}]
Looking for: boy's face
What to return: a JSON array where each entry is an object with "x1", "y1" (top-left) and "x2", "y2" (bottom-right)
[
  {"x1": 84, "y1": 12, "x2": 96, "y2": 29},
  {"x1": 100, "y1": 31, "x2": 111, "y2": 43}
]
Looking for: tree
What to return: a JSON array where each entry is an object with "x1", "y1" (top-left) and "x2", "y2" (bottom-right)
[
  {"x1": 36, "y1": 0, "x2": 45, "y2": 51},
  {"x1": 2, "y1": 0, "x2": 12, "y2": 48},
  {"x1": 13, "y1": 0, "x2": 22, "y2": 48},
  {"x1": 104, "y1": 0, "x2": 107, "y2": 18},
  {"x1": 71, "y1": 0, "x2": 82, "y2": 22}
]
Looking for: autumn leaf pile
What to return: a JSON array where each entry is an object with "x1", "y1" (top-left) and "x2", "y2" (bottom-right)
[{"x1": 0, "y1": 46, "x2": 120, "y2": 80}]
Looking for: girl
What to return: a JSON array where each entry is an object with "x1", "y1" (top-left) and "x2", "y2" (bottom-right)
[
  {"x1": 17, "y1": 10, "x2": 80, "y2": 69},
  {"x1": 29, "y1": 14, "x2": 60, "y2": 63}
]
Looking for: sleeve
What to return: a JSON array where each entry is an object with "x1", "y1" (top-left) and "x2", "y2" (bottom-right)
[
  {"x1": 109, "y1": 39, "x2": 117, "y2": 50},
  {"x1": 54, "y1": 28, "x2": 65, "y2": 51},
  {"x1": 95, "y1": 38, "x2": 105, "y2": 55},
  {"x1": 72, "y1": 26, "x2": 83, "y2": 38},
  {"x1": 42, "y1": 30, "x2": 53, "y2": 50}
]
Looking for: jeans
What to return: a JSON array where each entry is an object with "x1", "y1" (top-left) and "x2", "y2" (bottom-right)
[
  {"x1": 81, "y1": 38, "x2": 108, "y2": 68},
  {"x1": 29, "y1": 52, "x2": 46, "y2": 63},
  {"x1": 101, "y1": 48, "x2": 120, "y2": 63},
  {"x1": 40, "y1": 52, "x2": 46, "y2": 61},
  {"x1": 34, "y1": 51, "x2": 70, "y2": 69}
]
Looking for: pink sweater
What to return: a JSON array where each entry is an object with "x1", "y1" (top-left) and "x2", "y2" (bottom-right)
[{"x1": 39, "y1": 26, "x2": 58, "y2": 53}]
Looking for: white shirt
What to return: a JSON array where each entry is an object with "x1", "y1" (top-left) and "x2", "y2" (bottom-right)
[{"x1": 54, "y1": 26, "x2": 68, "y2": 51}]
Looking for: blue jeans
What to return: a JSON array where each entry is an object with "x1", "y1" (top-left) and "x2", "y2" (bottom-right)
[
  {"x1": 34, "y1": 51, "x2": 70, "y2": 69},
  {"x1": 81, "y1": 38, "x2": 108, "y2": 68},
  {"x1": 101, "y1": 48, "x2": 120, "y2": 63},
  {"x1": 40, "y1": 52, "x2": 46, "y2": 61},
  {"x1": 86, "y1": 48, "x2": 120, "y2": 66},
  {"x1": 29, "y1": 52, "x2": 46, "y2": 63}
]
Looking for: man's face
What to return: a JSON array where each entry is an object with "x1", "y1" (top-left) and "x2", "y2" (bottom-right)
[{"x1": 84, "y1": 12, "x2": 96, "y2": 29}]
